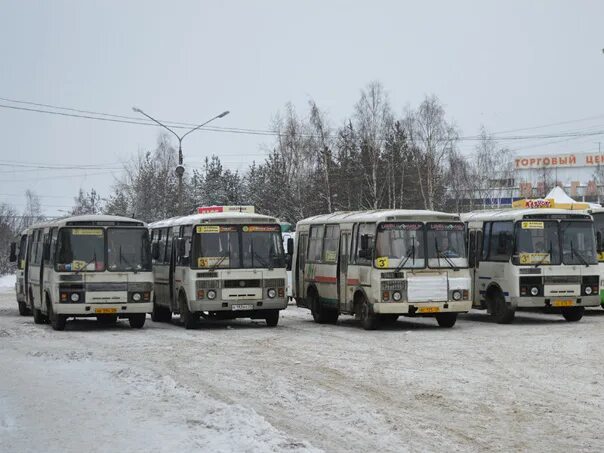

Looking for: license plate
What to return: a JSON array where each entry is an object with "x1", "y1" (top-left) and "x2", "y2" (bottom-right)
[
  {"x1": 418, "y1": 306, "x2": 440, "y2": 313},
  {"x1": 95, "y1": 308, "x2": 118, "y2": 314},
  {"x1": 232, "y1": 304, "x2": 254, "y2": 311},
  {"x1": 553, "y1": 300, "x2": 574, "y2": 307}
]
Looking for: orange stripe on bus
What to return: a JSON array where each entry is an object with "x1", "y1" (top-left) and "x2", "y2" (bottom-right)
[{"x1": 314, "y1": 276, "x2": 337, "y2": 283}]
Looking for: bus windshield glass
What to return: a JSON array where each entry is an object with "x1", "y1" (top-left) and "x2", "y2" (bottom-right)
[
  {"x1": 375, "y1": 222, "x2": 425, "y2": 269},
  {"x1": 241, "y1": 225, "x2": 285, "y2": 269},
  {"x1": 514, "y1": 220, "x2": 560, "y2": 265},
  {"x1": 107, "y1": 228, "x2": 152, "y2": 272},
  {"x1": 17, "y1": 235, "x2": 27, "y2": 270},
  {"x1": 426, "y1": 223, "x2": 468, "y2": 268},
  {"x1": 561, "y1": 221, "x2": 597, "y2": 265},
  {"x1": 192, "y1": 224, "x2": 286, "y2": 269},
  {"x1": 56, "y1": 228, "x2": 105, "y2": 272},
  {"x1": 192, "y1": 225, "x2": 240, "y2": 269}
]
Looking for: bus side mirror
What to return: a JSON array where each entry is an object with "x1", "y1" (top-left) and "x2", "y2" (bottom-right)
[
  {"x1": 285, "y1": 254, "x2": 292, "y2": 271},
  {"x1": 597, "y1": 231, "x2": 603, "y2": 253},
  {"x1": 8, "y1": 242, "x2": 16, "y2": 262},
  {"x1": 151, "y1": 242, "x2": 160, "y2": 260},
  {"x1": 287, "y1": 237, "x2": 294, "y2": 255}
]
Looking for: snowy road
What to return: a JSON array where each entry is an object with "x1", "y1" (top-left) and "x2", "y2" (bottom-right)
[{"x1": 1, "y1": 283, "x2": 604, "y2": 453}]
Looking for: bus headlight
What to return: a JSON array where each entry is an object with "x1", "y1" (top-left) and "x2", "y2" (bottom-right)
[
  {"x1": 267, "y1": 288, "x2": 276, "y2": 298},
  {"x1": 392, "y1": 291, "x2": 402, "y2": 301},
  {"x1": 585, "y1": 286, "x2": 593, "y2": 295},
  {"x1": 530, "y1": 287, "x2": 539, "y2": 296},
  {"x1": 207, "y1": 290, "x2": 217, "y2": 300},
  {"x1": 132, "y1": 292, "x2": 142, "y2": 302},
  {"x1": 70, "y1": 293, "x2": 80, "y2": 302},
  {"x1": 452, "y1": 290, "x2": 461, "y2": 301}
]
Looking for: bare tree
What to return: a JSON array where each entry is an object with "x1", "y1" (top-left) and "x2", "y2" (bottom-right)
[{"x1": 405, "y1": 95, "x2": 458, "y2": 210}]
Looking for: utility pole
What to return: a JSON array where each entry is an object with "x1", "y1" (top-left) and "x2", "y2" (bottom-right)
[{"x1": 132, "y1": 107, "x2": 230, "y2": 215}]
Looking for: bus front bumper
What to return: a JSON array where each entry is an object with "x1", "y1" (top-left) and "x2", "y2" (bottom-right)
[
  {"x1": 54, "y1": 302, "x2": 152, "y2": 316},
  {"x1": 511, "y1": 295, "x2": 600, "y2": 309},
  {"x1": 190, "y1": 298, "x2": 288, "y2": 313},
  {"x1": 372, "y1": 300, "x2": 472, "y2": 315}
]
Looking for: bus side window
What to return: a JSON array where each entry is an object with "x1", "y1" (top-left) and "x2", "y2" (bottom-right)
[
  {"x1": 322, "y1": 225, "x2": 339, "y2": 263},
  {"x1": 49, "y1": 228, "x2": 57, "y2": 264},
  {"x1": 356, "y1": 223, "x2": 375, "y2": 266},
  {"x1": 158, "y1": 229, "x2": 166, "y2": 263},
  {"x1": 308, "y1": 225, "x2": 324, "y2": 263},
  {"x1": 481, "y1": 223, "x2": 491, "y2": 261}
]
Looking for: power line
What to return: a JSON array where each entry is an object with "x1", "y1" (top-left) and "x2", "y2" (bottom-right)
[{"x1": 3, "y1": 96, "x2": 604, "y2": 142}]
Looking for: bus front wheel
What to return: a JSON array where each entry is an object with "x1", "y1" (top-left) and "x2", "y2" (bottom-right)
[
  {"x1": 48, "y1": 301, "x2": 66, "y2": 331},
  {"x1": 489, "y1": 291, "x2": 515, "y2": 324},
  {"x1": 179, "y1": 294, "x2": 199, "y2": 329},
  {"x1": 265, "y1": 310, "x2": 279, "y2": 327},
  {"x1": 310, "y1": 291, "x2": 338, "y2": 324},
  {"x1": 129, "y1": 313, "x2": 146, "y2": 328},
  {"x1": 435, "y1": 313, "x2": 457, "y2": 328},
  {"x1": 32, "y1": 305, "x2": 47, "y2": 324},
  {"x1": 561, "y1": 306, "x2": 584, "y2": 322},
  {"x1": 151, "y1": 300, "x2": 172, "y2": 323},
  {"x1": 18, "y1": 301, "x2": 30, "y2": 316},
  {"x1": 359, "y1": 298, "x2": 380, "y2": 330}
]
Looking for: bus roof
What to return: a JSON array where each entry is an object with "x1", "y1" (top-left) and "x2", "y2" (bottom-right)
[
  {"x1": 25, "y1": 215, "x2": 146, "y2": 230},
  {"x1": 296, "y1": 209, "x2": 461, "y2": 226},
  {"x1": 461, "y1": 208, "x2": 593, "y2": 222},
  {"x1": 149, "y1": 211, "x2": 279, "y2": 229}
]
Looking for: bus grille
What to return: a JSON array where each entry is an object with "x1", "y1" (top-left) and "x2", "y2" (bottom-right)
[
  {"x1": 263, "y1": 278, "x2": 285, "y2": 288},
  {"x1": 381, "y1": 280, "x2": 406, "y2": 291},
  {"x1": 224, "y1": 279, "x2": 262, "y2": 288},
  {"x1": 544, "y1": 276, "x2": 580, "y2": 284},
  {"x1": 197, "y1": 280, "x2": 221, "y2": 289}
]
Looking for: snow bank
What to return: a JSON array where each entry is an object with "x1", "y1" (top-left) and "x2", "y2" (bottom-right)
[{"x1": 0, "y1": 274, "x2": 15, "y2": 290}]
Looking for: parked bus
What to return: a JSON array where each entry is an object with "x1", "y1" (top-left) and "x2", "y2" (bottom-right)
[
  {"x1": 291, "y1": 210, "x2": 472, "y2": 330},
  {"x1": 462, "y1": 208, "x2": 600, "y2": 323},
  {"x1": 148, "y1": 210, "x2": 288, "y2": 329},
  {"x1": 588, "y1": 207, "x2": 604, "y2": 308},
  {"x1": 9, "y1": 215, "x2": 153, "y2": 330},
  {"x1": 9, "y1": 228, "x2": 32, "y2": 316}
]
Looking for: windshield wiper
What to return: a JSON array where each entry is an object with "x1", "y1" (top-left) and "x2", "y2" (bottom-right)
[
  {"x1": 570, "y1": 240, "x2": 589, "y2": 267},
  {"x1": 534, "y1": 241, "x2": 552, "y2": 268},
  {"x1": 119, "y1": 246, "x2": 138, "y2": 273},
  {"x1": 434, "y1": 237, "x2": 458, "y2": 270},
  {"x1": 209, "y1": 251, "x2": 230, "y2": 272},
  {"x1": 74, "y1": 251, "x2": 97, "y2": 275},
  {"x1": 395, "y1": 244, "x2": 415, "y2": 272}
]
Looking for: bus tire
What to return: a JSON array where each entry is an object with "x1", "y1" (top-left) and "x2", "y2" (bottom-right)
[
  {"x1": 48, "y1": 300, "x2": 66, "y2": 331},
  {"x1": 435, "y1": 313, "x2": 457, "y2": 328},
  {"x1": 129, "y1": 313, "x2": 146, "y2": 329},
  {"x1": 18, "y1": 301, "x2": 31, "y2": 316},
  {"x1": 265, "y1": 310, "x2": 279, "y2": 327},
  {"x1": 561, "y1": 306, "x2": 584, "y2": 322},
  {"x1": 489, "y1": 291, "x2": 515, "y2": 324},
  {"x1": 97, "y1": 314, "x2": 118, "y2": 325},
  {"x1": 179, "y1": 294, "x2": 199, "y2": 329},
  {"x1": 32, "y1": 306, "x2": 47, "y2": 324},
  {"x1": 151, "y1": 300, "x2": 172, "y2": 323},
  {"x1": 360, "y1": 297, "x2": 380, "y2": 330},
  {"x1": 310, "y1": 291, "x2": 338, "y2": 324}
]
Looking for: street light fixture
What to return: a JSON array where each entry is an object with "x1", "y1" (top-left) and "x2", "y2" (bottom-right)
[{"x1": 132, "y1": 107, "x2": 230, "y2": 214}]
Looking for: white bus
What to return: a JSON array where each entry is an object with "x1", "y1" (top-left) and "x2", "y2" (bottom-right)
[
  {"x1": 588, "y1": 207, "x2": 604, "y2": 309},
  {"x1": 463, "y1": 208, "x2": 600, "y2": 323},
  {"x1": 9, "y1": 215, "x2": 154, "y2": 330},
  {"x1": 292, "y1": 210, "x2": 473, "y2": 330},
  {"x1": 148, "y1": 210, "x2": 288, "y2": 329},
  {"x1": 9, "y1": 228, "x2": 32, "y2": 316}
]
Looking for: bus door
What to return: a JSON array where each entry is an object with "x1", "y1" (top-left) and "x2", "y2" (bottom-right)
[
  {"x1": 469, "y1": 229, "x2": 483, "y2": 305},
  {"x1": 24, "y1": 233, "x2": 32, "y2": 305},
  {"x1": 338, "y1": 232, "x2": 351, "y2": 312},
  {"x1": 39, "y1": 230, "x2": 50, "y2": 303},
  {"x1": 296, "y1": 233, "x2": 308, "y2": 307},
  {"x1": 166, "y1": 227, "x2": 175, "y2": 310}
]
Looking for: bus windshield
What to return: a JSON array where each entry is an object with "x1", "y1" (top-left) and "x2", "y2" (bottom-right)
[
  {"x1": 514, "y1": 220, "x2": 560, "y2": 265},
  {"x1": 426, "y1": 223, "x2": 468, "y2": 268},
  {"x1": 107, "y1": 228, "x2": 152, "y2": 272},
  {"x1": 192, "y1": 224, "x2": 285, "y2": 269},
  {"x1": 241, "y1": 225, "x2": 285, "y2": 268},
  {"x1": 375, "y1": 222, "x2": 425, "y2": 269},
  {"x1": 591, "y1": 212, "x2": 604, "y2": 261},
  {"x1": 56, "y1": 228, "x2": 105, "y2": 272},
  {"x1": 561, "y1": 221, "x2": 597, "y2": 265},
  {"x1": 17, "y1": 235, "x2": 27, "y2": 270}
]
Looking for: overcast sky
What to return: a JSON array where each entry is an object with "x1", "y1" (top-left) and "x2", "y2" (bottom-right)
[{"x1": 1, "y1": 0, "x2": 603, "y2": 216}]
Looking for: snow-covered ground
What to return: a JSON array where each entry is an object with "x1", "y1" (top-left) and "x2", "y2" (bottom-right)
[
  {"x1": 1, "y1": 284, "x2": 604, "y2": 452},
  {"x1": 0, "y1": 274, "x2": 15, "y2": 290}
]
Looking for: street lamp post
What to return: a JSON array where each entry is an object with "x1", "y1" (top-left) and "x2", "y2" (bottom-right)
[{"x1": 132, "y1": 107, "x2": 230, "y2": 214}]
